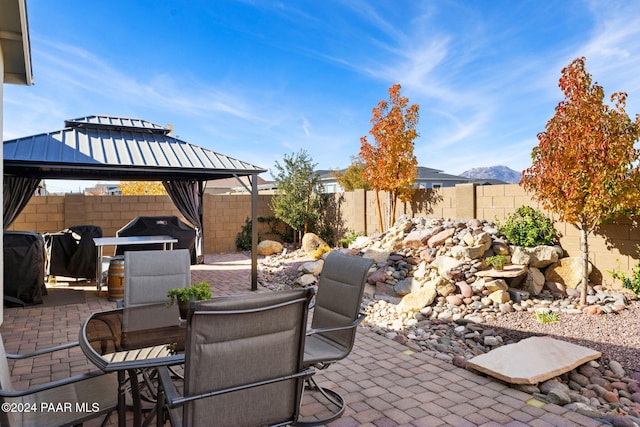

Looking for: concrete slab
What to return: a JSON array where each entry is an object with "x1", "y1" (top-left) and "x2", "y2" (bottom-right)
[{"x1": 466, "y1": 336, "x2": 602, "y2": 385}]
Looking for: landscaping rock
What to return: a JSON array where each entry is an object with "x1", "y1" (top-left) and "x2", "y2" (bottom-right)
[
  {"x1": 301, "y1": 233, "x2": 329, "y2": 254},
  {"x1": 257, "y1": 240, "x2": 283, "y2": 256}
]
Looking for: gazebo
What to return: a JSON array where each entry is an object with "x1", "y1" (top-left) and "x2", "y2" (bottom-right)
[{"x1": 3, "y1": 115, "x2": 267, "y2": 289}]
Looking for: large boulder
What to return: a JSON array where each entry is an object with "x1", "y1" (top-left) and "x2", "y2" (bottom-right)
[
  {"x1": 397, "y1": 285, "x2": 437, "y2": 313},
  {"x1": 362, "y1": 248, "x2": 390, "y2": 264},
  {"x1": 257, "y1": 240, "x2": 283, "y2": 256},
  {"x1": 431, "y1": 256, "x2": 463, "y2": 278},
  {"x1": 301, "y1": 233, "x2": 329, "y2": 254},
  {"x1": 403, "y1": 228, "x2": 438, "y2": 249},
  {"x1": 428, "y1": 228, "x2": 455, "y2": 248},
  {"x1": 511, "y1": 245, "x2": 563, "y2": 268},
  {"x1": 523, "y1": 266, "x2": 545, "y2": 295},
  {"x1": 298, "y1": 259, "x2": 324, "y2": 275},
  {"x1": 450, "y1": 244, "x2": 487, "y2": 260},
  {"x1": 545, "y1": 257, "x2": 592, "y2": 288}
]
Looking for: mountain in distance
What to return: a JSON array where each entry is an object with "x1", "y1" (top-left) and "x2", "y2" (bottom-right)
[{"x1": 460, "y1": 165, "x2": 521, "y2": 184}]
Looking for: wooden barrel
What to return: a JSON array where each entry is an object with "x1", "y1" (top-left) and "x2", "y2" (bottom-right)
[{"x1": 107, "y1": 258, "x2": 125, "y2": 301}]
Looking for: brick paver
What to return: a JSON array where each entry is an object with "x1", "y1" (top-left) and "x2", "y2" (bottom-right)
[{"x1": 1, "y1": 253, "x2": 608, "y2": 426}]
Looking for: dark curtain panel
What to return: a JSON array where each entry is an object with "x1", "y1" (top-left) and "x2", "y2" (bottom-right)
[
  {"x1": 3, "y1": 176, "x2": 41, "y2": 229},
  {"x1": 163, "y1": 180, "x2": 203, "y2": 259}
]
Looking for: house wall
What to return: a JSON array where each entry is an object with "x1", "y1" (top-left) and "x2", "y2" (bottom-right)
[
  {"x1": 1, "y1": 37, "x2": 5, "y2": 322},
  {"x1": 10, "y1": 184, "x2": 640, "y2": 287}
]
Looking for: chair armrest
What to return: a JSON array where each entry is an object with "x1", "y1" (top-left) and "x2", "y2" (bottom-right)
[
  {"x1": 160, "y1": 367, "x2": 315, "y2": 408},
  {"x1": 157, "y1": 366, "x2": 182, "y2": 409},
  {"x1": 0, "y1": 370, "x2": 110, "y2": 398},
  {"x1": 306, "y1": 313, "x2": 365, "y2": 336},
  {"x1": 5, "y1": 341, "x2": 80, "y2": 359}
]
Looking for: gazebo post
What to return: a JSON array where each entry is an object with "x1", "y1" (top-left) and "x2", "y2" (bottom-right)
[{"x1": 251, "y1": 173, "x2": 258, "y2": 291}]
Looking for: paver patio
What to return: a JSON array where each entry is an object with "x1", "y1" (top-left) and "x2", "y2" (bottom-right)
[{"x1": 1, "y1": 253, "x2": 606, "y2": 426}]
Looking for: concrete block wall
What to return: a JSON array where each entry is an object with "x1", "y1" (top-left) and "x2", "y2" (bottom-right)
[{"x1": 8, "y1": 184, "x2": 640, "y2": 283}]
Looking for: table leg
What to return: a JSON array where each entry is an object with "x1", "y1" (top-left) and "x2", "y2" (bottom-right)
[
  {"x1": 96, "y1": 246, "x2": 103, "y2": 293},
  {"x1": 117, "y1": 370, "x2": 126, "y2": 427},
  {"x1": 129, "y1": 368, "x2": 143, "y2": 427}
]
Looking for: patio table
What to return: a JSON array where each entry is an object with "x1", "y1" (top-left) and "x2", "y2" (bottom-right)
[
  {"x1": 93, "y1": 235, "x2": 178, "y2": 293},
  {"x1": 79, "y1": 303, "x2": 185, "y2": 427}
]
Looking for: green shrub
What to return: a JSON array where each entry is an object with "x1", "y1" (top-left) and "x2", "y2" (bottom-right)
[
  {"x1": 534, "y1": 310, "x2": 559, "y2": 324},
  {"x1": 485, "y1": 255, "x2": 507, "y2": 270},
  {"x1": 235, "y1": 217, "x2": 253, "y2": 251},
  {"x1": 609, "y1": 262, "x2": 640, "y2": 297},
  {"x1": 499, "y1": 206, "x2": 557, "y2": 247},
  {"x1": 338, "y1": 230, "x2": 364, "y2": 248}
]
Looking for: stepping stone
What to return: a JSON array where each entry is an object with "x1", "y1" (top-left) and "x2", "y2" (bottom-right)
[{"x1": 466, "y1": 336, "x2": 601, "y2": 385}]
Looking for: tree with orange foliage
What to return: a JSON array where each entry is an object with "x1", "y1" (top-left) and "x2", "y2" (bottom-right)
[
  {"x1": 360, "y1": 84, "x2": 419, "y2": 232},
  {"x1": 119, "y1": 181, "x2": 167, "y2": 195},
  {"x1": 521, "y1": 57, "x2": 640, "y2": 306}
]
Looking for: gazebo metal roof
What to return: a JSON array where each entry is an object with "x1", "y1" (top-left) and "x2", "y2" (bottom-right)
[
  {"x1": 3, "y1": 115, "x2": 266, "y2": 180},
  {"x1": 3, "y1": 115, "x2": 264, "y2": 290}
]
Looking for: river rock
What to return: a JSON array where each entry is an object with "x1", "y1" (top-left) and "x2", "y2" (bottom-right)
[{"x1": 488, "y1": 289, "x2": 511, "y2": 304}]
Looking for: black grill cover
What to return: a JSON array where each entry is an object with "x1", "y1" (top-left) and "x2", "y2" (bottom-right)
[
  {"x1": 115, "y1": 216, "x2": 196, "y2": 264},
  {"x1": 45, "y1": 225, "x2": 102, "y2": 279},
  {"x1": 4, "y1": 231, "x2": 45, "y2": 306}
]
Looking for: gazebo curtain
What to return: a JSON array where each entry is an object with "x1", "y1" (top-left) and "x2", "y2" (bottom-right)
[
  {"x1": 163, "y1": 180, "x2": 203, "y2": 261},
  {"x1": 3, "y1": 176, "x2": 40, "y2": 229}
]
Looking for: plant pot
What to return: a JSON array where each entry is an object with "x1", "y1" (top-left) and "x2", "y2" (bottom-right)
[{"x1": 178, "y1": 298, "x2": 196, "y2": 319}]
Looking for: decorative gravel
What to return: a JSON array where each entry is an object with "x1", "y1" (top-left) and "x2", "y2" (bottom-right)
[{"x1": 484, "y1": 299, "x2": 640, "y2": 377}]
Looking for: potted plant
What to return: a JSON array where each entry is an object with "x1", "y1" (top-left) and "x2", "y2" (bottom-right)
[
  {"x1": 485, "y1": 255, "x2": 508, "y2": 271},
  {"x1": 167, "y1": 281, "x2": 212, "y2": 318}
]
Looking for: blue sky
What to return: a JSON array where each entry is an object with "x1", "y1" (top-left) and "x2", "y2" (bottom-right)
[{"x1": 4, "y1": 0, "x2": 640, "y2": 193}]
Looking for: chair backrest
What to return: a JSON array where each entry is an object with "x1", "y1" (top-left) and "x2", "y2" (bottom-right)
[
  {"x1": 183, "y1": 288, "x2": 313, "y2": 427},
  {"x1": 124, "y1": 249, "x2": 190, "y2": 308},
  {"x1": 311, "y1": 252, "x2": 373, "y2": 356}
]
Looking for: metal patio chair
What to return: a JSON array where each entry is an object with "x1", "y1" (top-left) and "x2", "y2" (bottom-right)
[
  {"x1": 123, "y1": 248, "x2": 191, "y2": 308},
  {"x1": 299, "y1": 251, "x2": 373, "y2": 425},
  {"x1": 122, "y1": 249, "x2": 191, "y2": 413},
  {"x1": 0, "y1": 334, "x2": 117, "y2": 427},
  {"x1": 156, "y1": 288, "x2": 315, "y2": 427}
]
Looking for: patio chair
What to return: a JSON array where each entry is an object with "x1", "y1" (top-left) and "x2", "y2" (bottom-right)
[
  {"x1": 0, "y1": 334, "x2": 117, "y2": 427},
  {"x1": 123, "y1": 248, "x2": 191, "y2": 308},
  {"x1": 300, "y1": 251, "x2": 373, "y2": 425},
  {"x1": 156, "y1": 288, "x2": 315, "y2": 427},
  {"x1": 122, "y1": 249, "x2": 191, "y2": 412}
]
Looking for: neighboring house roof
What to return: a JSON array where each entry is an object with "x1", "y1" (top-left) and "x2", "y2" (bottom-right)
[
  {"x1": 4, "y1": 115, "x2": 267, "y2": 181},
  {"x1": 317, "y1": 166, "x2": 473, "y2": 185},
  {"x1": 414, "y1": 166, "x2": 472, "y2": 183},
  {"x1": 472, "y1": 178, "x2": 509, "y2": 185},
  {"x1": 0, "y1": 0, "x2": 33, "y2": 85},
  {"x1": 204, "y1": 176, "x2": 274, "y2": 192}
]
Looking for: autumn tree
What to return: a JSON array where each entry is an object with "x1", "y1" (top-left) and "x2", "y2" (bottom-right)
[
  {"x1": 330, "y1": 156, "x2": 371, "y2": 191},
  {"x1": 521, "y1": 57, "x2": 640, "y2": 306},
  {"x1": 270, "y1": 149, "x2": 324, "y2": 244},
  {"x1": 360, "y1": 83, "x2": 419, "y2": 231},
  {"x1": 119, "y1": 181, "x2": 167, "y2": 195}
]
